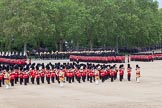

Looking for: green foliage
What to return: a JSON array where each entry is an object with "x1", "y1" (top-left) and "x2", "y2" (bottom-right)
[{"x1": 0, "y1": 0, "x2": 161, "y2": 51}]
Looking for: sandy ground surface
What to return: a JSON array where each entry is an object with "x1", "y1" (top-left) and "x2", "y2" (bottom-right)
[{"x1": 0, "y1": 59, "x2": 162, "y2": 108}]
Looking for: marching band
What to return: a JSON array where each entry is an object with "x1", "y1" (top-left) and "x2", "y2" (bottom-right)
[{"x1": 0, "y1": 62, "x2": 141, "y2": 89}]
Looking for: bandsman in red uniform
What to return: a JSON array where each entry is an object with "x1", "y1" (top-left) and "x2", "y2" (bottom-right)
[
  {"x1": 81, "y1": 67, "x2": 86, "y2": 82},
  {"x1": 68, "y1": 69, "x2": 73, "y2": 83},
  {"x1": 30, "y1": 67, "x2": 35, "y2": 84},
  {"x1": 51, "y1": 68, "x2": 56, "y2": 83},
  {"x1": 100, "y1": 67, "x2": 106, "y2": 83},
  {"x1": 10, "y1": 71, "x2": 15, "y2": 86},
  {"x1": 110, "y1": 66, "x2": 114, "y2": 82},
  {"x1": 35, "y1": 69, "x2": 40, "y2": 85},
  {"x1": 40, "y1": 67, "x2": 45, "y2": 83},
  {"x1": 127, "y1": 64, "x2": 132, "y2": 81},
  {"x1": 119, "y1": 64, "x2": 124, "y2": 81},
  {"x1": 19, "y1": 70, "x2": 24, "y2": 85},
  {"x1": 88, "y1": 68, "x2": 93, "y2": 83},
  {"x1": 46, "y1": 69, "x2": 51, "y2": 84},
  {"x1": 14, "y1": 69, "x2": 19, "y2": 84},
  {"x1": 136, "y1": 65, "x2": 141, "y2": 83},
  {"x1": 23, "y1": 70, "x2": 29, "y2": 85},
  {"x1": 76, "y1": 67, "x2": 81, "y2": 83}
]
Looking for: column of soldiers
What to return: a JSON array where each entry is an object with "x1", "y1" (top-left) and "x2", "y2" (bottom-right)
[
  {"x1": 32, "y1": 50, "x2": 116, "y2": 60},
  {"x1": 0, "y1": 62, "x2": 141, "y2": 88},
  {"x1": 0, "y1": 51, "x2": 27, "y2": 59}
]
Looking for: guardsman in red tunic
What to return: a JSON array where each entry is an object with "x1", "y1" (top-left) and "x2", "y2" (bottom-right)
[
  {"x1": 76, "y1": 68, "x2": 81, "y2": 83},
  {"x1": 106, "y1": 66, "x2": 110, "y2": 79},
  {"x1": 114, "y1": 64, "x2": 118, "y2": 80},
  {"x1": 14, "y1": 69, "x2": 19, "y2": 84},
  {"x1": 68, "y1": 69, "x2": 74, "y2": 83},
  {"x1": 88, "y1": 68, "x2": 93, "y2": 83},
  {"x1": 40, "y1": 68, "x2": 45, "y2": 83},
  {"x1": 10, "y1": 72, "x2": 15, "y2": 86},
  {"x1": 35, "y1": 70, "x2": 40, "y2": 85},
  {"x1": 23, "y1": 71, "x2": 28, "y2": 85},
  {"x1": 46, "y1": 70, "x2": 51, "y2": 84},
  {"x1": 81, "y1": 67, "x2": 86, "y2": 82},
  {"x1": 100, "y1": 67, "x2": 106, "y2": 83},
  {"x1": 110, "y1": 66, "x2": 114, "y2": 82},
  {"x1": 51, "y1": 69, "x2": 56, "y2": 83},
  {"x1": 119, "y1": 64, "x2": 124, "y2": 81},
  {"x1": 19, "y1": 71, "x2": 24, "y2": 85},
  {"x1": 127, "y1": 64, "x2": 132, "y2": 81},
  {"x1": 30, "y1": 68, "x2": 35, "y2": 84},
  {"x1": 0, "y1": 72, "x2": 3, "y2": 87}
]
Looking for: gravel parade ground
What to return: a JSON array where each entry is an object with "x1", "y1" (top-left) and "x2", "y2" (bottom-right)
[{"x1": 0, "y1": 59, "x2": 162, "y2": 108}]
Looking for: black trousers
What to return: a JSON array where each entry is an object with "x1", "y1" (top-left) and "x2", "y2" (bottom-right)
[
  {"x1": 87, "y1": 76, "x2": 89, "y2": 81},
  {"x1": 72, "y1": 76, "x2": 74, "y2": 82},
  {"x1": 31, "y1": 78, "x2": 35, "y2": 84},
  {"x1": 76, "y1": 76, "x2": 81, "y2": 83},
  {"x1": 82, "y1": 76, "x2": 86, "y2": 82},
  {"x1": 15, "y1": 77, "x2": 18, "y2": 84},
  {"x1": 128, "y1": 74, "x2": 131, "y2": 81},
  {"x1": 111, "y1": 76, "x2": 114, "y2": 82},
  {"x1": 93, "y1": 76, "x2": 95, "y2": 82},
  {"x1": 51, "y1": 77, "x2": 55, "y2": 83},
  {"x1": 0, "y1": 80, "x2": 2, "y2": 87},
  {"x1": 66, "y1": 77, "x2": 69, "y2": 81},
  {"x1": 20, "y1": 78, "x2": 23, "y2": 85},
  {"x1": 24, "y1": 78, "x2": 27, "y2": 85},
  {"x1": 89, "y1": 76, "x2": 92, "y2": 83},
  {"x1": 41, "y1": 77, "x2": 44, "y2": 83},
  {"x1": 47, "y1": 77, "x2": 50, "y2": 84},
  {"x1": 27, "y1": 77, "x2": 29, "y2": 83},
  {"x1": 36, "y1": 78, "x2": 40, "y2": 85},
  {"x1": 114, "y1": 73, "x2": 117, "y2": 80},
  {"x1": 120, "y1": 75, "x2": 123, "y2": 81},
  {"x1": 68, "y1": 77, "x2": 72, "y2": 83},
  {"x1": 101, "y1": 76, "x2": 105, "y2": 82},
  {"x1": 10, "y1": 79, "x2": 14, "y2": 86}
]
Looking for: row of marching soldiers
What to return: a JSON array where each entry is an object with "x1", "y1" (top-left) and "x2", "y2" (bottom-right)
[{"x1": 0, "y1": 62, "x2": 141, "y2": 88}]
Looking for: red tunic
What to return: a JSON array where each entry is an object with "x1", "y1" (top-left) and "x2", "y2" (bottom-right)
[
  {"x1": 0, "y1": 74, "x2": 3, "y2": 80},
  {"x1": 10, "y1": 73, "x2": 15, "y2": 80},
  {"x1": 41, "y1": 72, "x2": 45, "y2": 77},
  {"x1": 19, "y1": 73, "x2": 23, "y2": 78},
  {"x1": 110, "y1": 70, "x2": 114, "y2": 76},
  {"x1": 51, "y1": 72, "x2": 55, "y2": 77},
  {"x1": 119, "y1": 69, "x2": 124, "y2": 75},
  {"x1": 23, "y1": 73, "x2": 28, "y2": 78},
  {"x1": 127, "y1": 69, "x2": 131, "y2": 75},
  {"x1": 47, "y1": 72, "x2": 51, "y2": 78},
  {"x1": 36, "y1": 73, "x2": 40, "y2": 78}
]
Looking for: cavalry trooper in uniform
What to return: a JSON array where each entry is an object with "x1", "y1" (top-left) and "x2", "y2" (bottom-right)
[
  {"x1": 4, "y1": 70, "x2": 10, "y2": 89},
  {"x1": 136, "y1": 65, "x2": 141, "y2": 83},
  {"x1": 94, "y1": 66, "x2": 100, "y2": 85}
]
